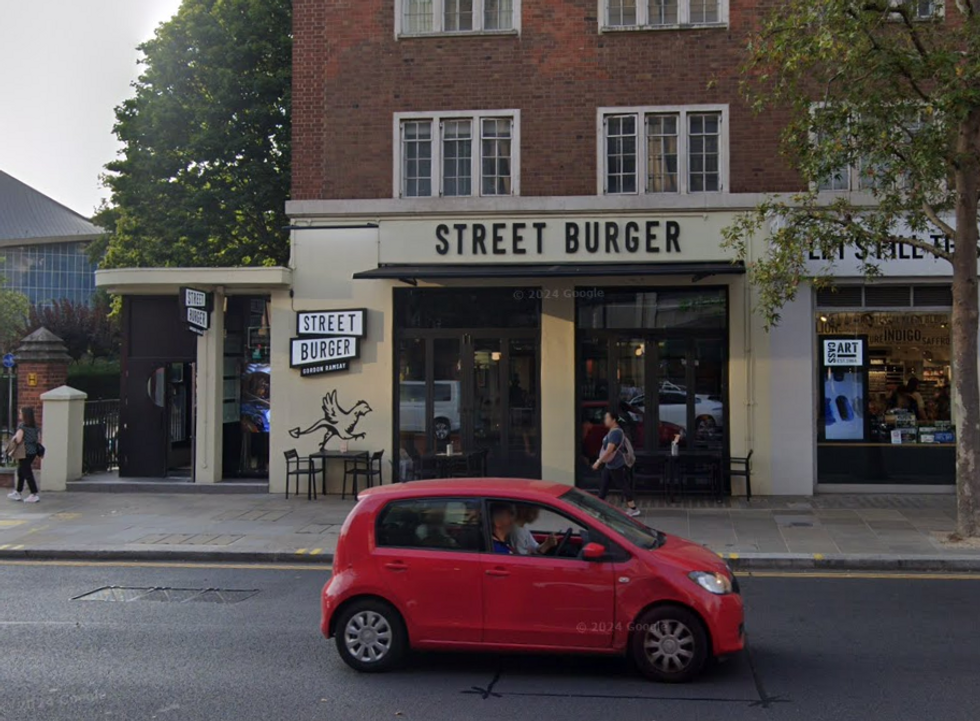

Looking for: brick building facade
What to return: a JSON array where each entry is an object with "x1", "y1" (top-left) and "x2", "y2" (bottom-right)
[
  {"x1": 98, "y1": 1, "x2": 959, "y2": 495},
  {"x1": 292, "y1": 0, "x2": 799, "y2": 201}
]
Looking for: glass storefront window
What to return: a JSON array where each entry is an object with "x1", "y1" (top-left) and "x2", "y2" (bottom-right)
[
  {"x1": 816, "y1": 308, "x2": 955, "y2": 485},
  {"x1": 817, "y1": 312, "x2": 953, "y2": 442},
  {"x1": 578, "y1": 289, "x2": 726, "y2": 330},
  {"x1": 576, "y1": 287, "x2": 728, "y2": 490}
]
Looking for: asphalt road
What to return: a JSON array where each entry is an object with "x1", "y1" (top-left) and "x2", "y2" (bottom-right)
[{"x1": 1, "y1": 561, "x2": 978, "y2": 721}]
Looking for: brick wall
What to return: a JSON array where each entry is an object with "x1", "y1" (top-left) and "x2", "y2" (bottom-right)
[
  {"x1": 16, "y1": 361, "x2": 68, "y2": 430},
  {"x1": 292, "y1": 0, "x2": 801, "y2": 201}
]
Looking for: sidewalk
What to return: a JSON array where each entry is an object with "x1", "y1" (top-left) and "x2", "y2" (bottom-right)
[{"x1": 1, "y1": 490, "x2": 978, "y2": 570}]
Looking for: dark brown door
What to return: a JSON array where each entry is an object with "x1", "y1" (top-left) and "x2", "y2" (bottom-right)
[
  {"x1": 120, "y1": 360, "x2": 169, "y2": 477},
  {"x1": 119, "y1": 297, "x2": 196, "y2": 477}
]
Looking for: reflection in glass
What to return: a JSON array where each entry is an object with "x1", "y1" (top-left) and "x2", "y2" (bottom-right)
[
  {"x1": 397, "y1": 338, "x2": 427, "y2": 480},
  {"x1": 508, "y1": 338, "x2": 538, "y2": 477}
]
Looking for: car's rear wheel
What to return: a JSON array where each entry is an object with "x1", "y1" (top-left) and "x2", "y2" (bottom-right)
[
  {"x1": 631, "y1": 606, "x2": 708, "y2": 683},
  {"x1": 335, "y1": 599, "x2": 407, "y2": 673}
]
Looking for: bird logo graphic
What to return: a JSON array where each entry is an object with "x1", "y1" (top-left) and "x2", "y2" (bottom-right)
[{"x1": 289, "y1": 390, "x2": 373, "y2": 451}]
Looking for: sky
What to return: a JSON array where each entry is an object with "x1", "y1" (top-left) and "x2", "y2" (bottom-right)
[{"x1": 0, "y1": 0, "x2": 184, "y2": 218}]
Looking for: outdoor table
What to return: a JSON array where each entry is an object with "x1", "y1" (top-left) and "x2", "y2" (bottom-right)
[
  {"x1": 424, "y1": 450, "x2": 481, "y2": 479},
  {"x1": 309, "y1": 450, "x2": 369, "y2": 495}
]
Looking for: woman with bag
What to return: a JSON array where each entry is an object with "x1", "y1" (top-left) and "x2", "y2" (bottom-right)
[{"x1": 6, "y1": 407, "x2": 41, "y2": 503}]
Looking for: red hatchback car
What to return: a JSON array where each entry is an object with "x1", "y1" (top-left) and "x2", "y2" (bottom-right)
[{"x1": 321, "y1": 479, "x2": 744, "y2": 683}]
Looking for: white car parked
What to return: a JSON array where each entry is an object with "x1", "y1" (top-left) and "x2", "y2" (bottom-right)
[
  {"x1": 399, "y1": 380, "x2": 461, "y2": 440},
  {"x1": 627, "y1": 387, "x2": 724, "y2": 434}
]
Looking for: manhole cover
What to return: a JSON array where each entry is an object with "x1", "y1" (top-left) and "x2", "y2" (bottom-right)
[{"x1": 73, "y1": 586, "x2": 258, "y2": 604}]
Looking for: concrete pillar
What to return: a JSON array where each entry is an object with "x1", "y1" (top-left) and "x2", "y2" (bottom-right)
[
  {"x1": 194, "y1": 289, "x2": 225, "y2": 483},
  {"x1": 540, "y1": 283, "x2": 576, "y2": 485},
  {"x1": 15, "y1": 327, "x2": 70, "y2": 429},
  {"x1": 39, "y1": 385, "x2": 87, "y2": 491}
]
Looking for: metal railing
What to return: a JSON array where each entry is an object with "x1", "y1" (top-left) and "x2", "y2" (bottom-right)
[{"x1": 83, "y1": 400, "x2": 121, "y2": 474}]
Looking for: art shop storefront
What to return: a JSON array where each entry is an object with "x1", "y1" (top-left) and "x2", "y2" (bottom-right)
[{"x1": 798, "y1": 237, "x2": 960, "y2": 491}]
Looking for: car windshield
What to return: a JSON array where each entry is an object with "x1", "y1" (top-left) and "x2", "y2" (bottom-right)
[{"x1": 559, "y1": 489, "x2": 661, "y2": 550}]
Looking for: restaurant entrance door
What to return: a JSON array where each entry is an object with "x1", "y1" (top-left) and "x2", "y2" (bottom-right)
[
  {"x1": 576, "y1": 288, "x2": 729, "y2": 491},
  {"x1": 394, "y1": 289, "x2": 541, "y2": 480}
]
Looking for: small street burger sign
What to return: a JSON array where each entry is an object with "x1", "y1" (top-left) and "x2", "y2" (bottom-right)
[
  {"x1": 180, "y1": 287, "x2": 213, "y2": 336},
  {"x1": 291, "y1": 309, "x2": 367, "y2": 376}
]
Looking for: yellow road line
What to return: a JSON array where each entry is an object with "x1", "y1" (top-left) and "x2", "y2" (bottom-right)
[
  {"x1": 0, "y1": 559, "x2": 332, "y2": 571},
  {"x1": 0, "y1": 520, "x2": 26, "y2": 527},
  {"x1": 310, "y1": 548, "x2": 323, "y2": 555},
  {"x1": 739, "y1": 570, "x2": 980, "y2": 581},
  {"x1": 295, "y1": 548, "x2": 308, "y2": 555}
]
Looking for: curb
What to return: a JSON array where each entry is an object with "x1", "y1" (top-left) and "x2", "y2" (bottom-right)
[
  {"x1": 1, "y1": 548, "x2": 979, "y2": 572},
  {"x1": 0, "y1": 548, "x2": 335, "y2": 565},
  {"x1": 721, "y1": 553, "x2": 980, "y2": 573}
]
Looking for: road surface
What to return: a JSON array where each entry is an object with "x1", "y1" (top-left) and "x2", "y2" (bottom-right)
[{"x1": 1, "y1": 561, "x2": 978, "y2": 720}]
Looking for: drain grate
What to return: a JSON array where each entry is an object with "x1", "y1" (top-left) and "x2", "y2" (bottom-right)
[{"x1": 73, "y1": 586, "x2": 258, "y2": 604}]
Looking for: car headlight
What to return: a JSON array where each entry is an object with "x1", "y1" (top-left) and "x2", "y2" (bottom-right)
[{"x1": 689, "y1": 571, "x2": 733, "y2": 595}]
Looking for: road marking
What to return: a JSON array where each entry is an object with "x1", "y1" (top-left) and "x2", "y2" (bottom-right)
[
  {"x1": 295, "y1": 548, "x2": 308, "y2": 555},
  {"x1": 11, "y1": 544, "x2": 24, "y2": 550},
  {"x1": 0, "y1": 559, "x2": 332, "y2": 571},
  {"x1": 310, "y1": 548, "x2": 323, "y2": 555},
  {"x1": 740, "y1": 570, "x2": 980, "y2": 581},
  {"x1": 0, "y1": 544, "x2": 9, "y2": 549},
  {"x1": 0, "y1": 520, "x2": 26, "y2": 527}
]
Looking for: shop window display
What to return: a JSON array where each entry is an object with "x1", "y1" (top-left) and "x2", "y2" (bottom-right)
[{"x1": 816, "y1": 310, "x2": 954, "y2": 484}]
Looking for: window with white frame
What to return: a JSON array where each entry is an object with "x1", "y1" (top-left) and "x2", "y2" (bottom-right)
[
  {"x1": 600, "y1": 106, "x2": 727, "y2": 195},
  {"x1": 601, "y1": 0, "x2": 726, "y2": 28},
  {"x1": 398, "y1": 0, "x2": 519, "y2": 35},
  {"x1": 815, "y1": 108, "x2": 926, "y2": 192},
  {"x1": 396, "y1": 112, "x2": 519, "y2": 198}
]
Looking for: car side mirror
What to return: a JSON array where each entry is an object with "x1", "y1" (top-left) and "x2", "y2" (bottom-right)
[{"x1": 581, "y1": 542, "x2": 606, "y2": 561}]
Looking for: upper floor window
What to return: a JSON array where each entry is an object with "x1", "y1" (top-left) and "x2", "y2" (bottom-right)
[
  {"x1": 891, "y1": 0, "x2": 942, "y2": 20},
  {"x1": 398, "y1": 0, "x2": 520, "y2": 36},
  {"x1": 601, "y1": 0, "x2": 727, "y2": 30},
  {"x1": 599, "y1": 106, "x2": 728, "y2": 195},
  {"x1": 395, "y1": 111, "x2": 520, "y2": 198}
]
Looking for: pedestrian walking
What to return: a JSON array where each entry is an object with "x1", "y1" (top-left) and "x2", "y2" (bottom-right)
[
  {"x1": 6, "y1": 407, "x2": 41, "y2": 503},
  {"x1": 592, "y1": 409, "x2": 640, "y2": 517}
]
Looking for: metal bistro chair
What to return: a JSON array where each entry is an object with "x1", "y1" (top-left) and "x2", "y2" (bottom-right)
[
  {"x1": 345, "y1": 450, "x2": 385, "y2": 500},
  {"x1": 730, "y1": 450, "x2": 754, "y2": 500},
  {"x1": 284, "y1": 449, "x2": 317, "y2": 500}
]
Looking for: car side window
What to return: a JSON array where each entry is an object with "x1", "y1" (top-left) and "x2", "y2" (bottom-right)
[
  {"x1": 493, "y1": 501, "x2": 595, "y2": 560},
  {"x1": 376, "y1": 498, "x2": 484, "y2": 552}
]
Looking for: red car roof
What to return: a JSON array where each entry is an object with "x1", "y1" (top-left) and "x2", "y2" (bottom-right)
[{"x1": 357, "y1": 478, "x2": 572, "y2": 501}]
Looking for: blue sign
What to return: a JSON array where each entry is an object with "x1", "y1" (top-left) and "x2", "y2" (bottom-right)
[{"x1": 2, "y1": 354, "x2": 14, "y2": 369}]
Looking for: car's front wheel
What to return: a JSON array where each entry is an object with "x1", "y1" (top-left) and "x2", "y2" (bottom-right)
[
  {"x1": 631, "y1": 606, "x2": 709, "y2": 683},
  {"x1": 335, "y1": 599, "x2": 407, "y2": 673}
]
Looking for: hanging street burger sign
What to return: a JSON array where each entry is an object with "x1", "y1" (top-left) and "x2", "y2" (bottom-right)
[
  {"x1": 291, "y1": 309, "x2": 367, "y2": 376},
  {"x1": 180, "y1": 287, "x2": 214, "y2": 336}
]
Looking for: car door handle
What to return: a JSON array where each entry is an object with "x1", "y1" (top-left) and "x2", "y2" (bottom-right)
[
  {"x1": 485, "y1": 568, "x2": 510, "y2": 577},
  {"x1": 383, "y1": 561, "x2": 408, "y2": 571}
]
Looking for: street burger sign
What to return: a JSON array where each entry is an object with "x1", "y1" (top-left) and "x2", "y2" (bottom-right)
[{"x1": 291, "y1": 309, "x2": 367, "y2": 377}]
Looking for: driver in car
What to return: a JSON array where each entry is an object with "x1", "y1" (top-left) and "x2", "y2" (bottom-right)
[{"x1": 511, "y1": 504, "x2": 558, "y2": 555}]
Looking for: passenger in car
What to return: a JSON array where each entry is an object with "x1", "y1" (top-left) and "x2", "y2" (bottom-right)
[
  {"x1": 415, "y1": 506, "x2": 457, "y2": 548},
  {"x1": 511, "y1": 505, "x2": 558, "y2": 556},
  {"x1": 490, "y1": 503, "x2": 516, "y2": 554}
]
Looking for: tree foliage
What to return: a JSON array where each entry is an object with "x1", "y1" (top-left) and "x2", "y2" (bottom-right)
[
  {"x1": 96, "y1": 0, "x2": 292, "y2": 268},
  {"x1": 0, "y1": 285, "x2": 30, "y2": 356},
  {"x1": 724, "y1": 0, "x2": 980, "y2": 536},
  {"x1": 25, "y1": 298, "x2": 121, "y2": 363}
]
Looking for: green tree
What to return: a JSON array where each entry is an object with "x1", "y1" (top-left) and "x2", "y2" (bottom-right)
[
  {"x1": 96, "y1": 0, "x2": 291, "y2": 268},
  {"x1": 0, "y1": 258, "x2": 30, "y2": 355},
  {"x1": 723, "y1": 0, "x2": 980, "y2": 536}
]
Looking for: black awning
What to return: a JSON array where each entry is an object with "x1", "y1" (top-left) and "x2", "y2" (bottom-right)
[{"x1": 353, "y1": 261, "x2": 744, "y2": 281}]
